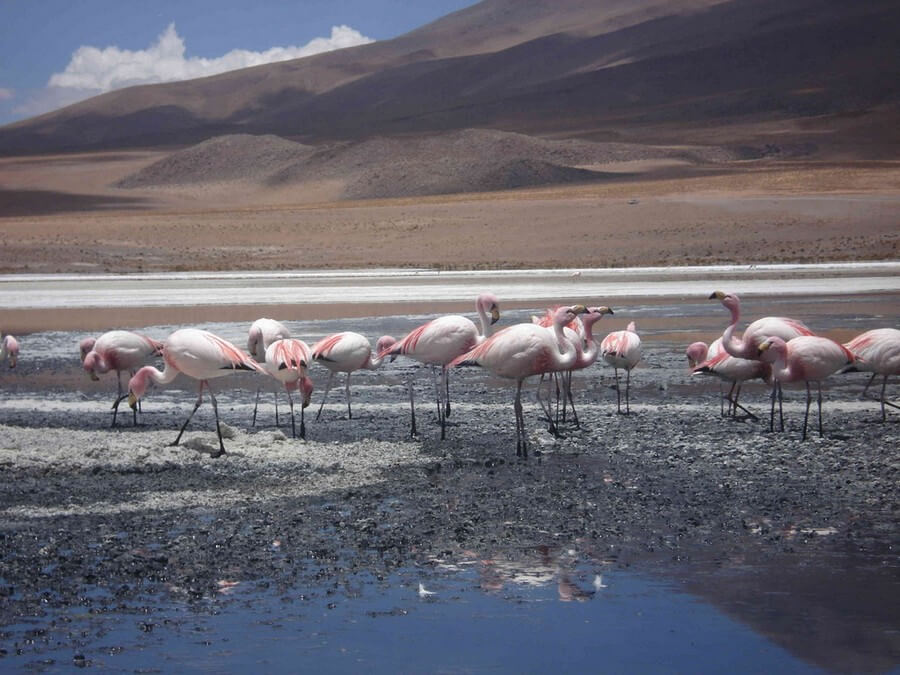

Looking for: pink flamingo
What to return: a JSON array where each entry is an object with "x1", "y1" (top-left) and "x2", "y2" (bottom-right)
[
  {"x1": 311, "y1": 332, "x2": 396, "y2": 421},
  {"x1": 128, "y1": 328, "x2": 266, "y2": 457},
  {"x1": 247, "y1": 318, "x2": 292, "y2": 426},
  {"x1": 263, "y1": 338, "x2": 314, "y2": 439},
  {"x1": 843, "y1": 328, "x2": 900, "y2": 421},
  {"x1": 450, "y1": 305, "x2": 585, "y2": 457},
  {"x1": 380, "y1": 292, "x2": 500, "y2": 439},
  {"x1": 1, "y1": 335, "x2": 19, "y2": 368},
  {"x1": 757, "y1": 335, "x2": 856, "y2": 440},
  {"x1": 81, "y1": 330, "x2": 163, "y2": 426},
  {"x1": 709, "y1": 290, "x2": 814, "y2": 358},
  {"x1": 601, "y1": 321, "x2": 642, "y2": 414},
  {"x1": 555, "y1": 306, "x2": 614, "y2": 427},
  {"x1": 689, "y1": 338, "x2": 771, "y2": 418}
]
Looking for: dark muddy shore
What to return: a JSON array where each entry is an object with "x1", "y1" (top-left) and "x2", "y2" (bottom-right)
[{"x1": 0, "y1": 302, "x2": 898, "y2": 672}]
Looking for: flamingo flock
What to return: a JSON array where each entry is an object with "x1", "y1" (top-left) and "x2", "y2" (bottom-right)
[{"x1": 1, "y1": 290, "x2": 895, "y2": 457}]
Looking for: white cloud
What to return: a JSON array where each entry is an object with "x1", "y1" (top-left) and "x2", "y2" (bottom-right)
[
  {"x1": 11, "y1": 23, "x2": 373, "y2": 120},
  {"x1": 49, "y1": 23, "x2": 373, "y2": 92}
]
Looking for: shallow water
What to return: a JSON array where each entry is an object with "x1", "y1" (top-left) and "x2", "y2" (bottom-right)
[{"x1": 5, "y1": 559, "x2": 829, "y2": 674}]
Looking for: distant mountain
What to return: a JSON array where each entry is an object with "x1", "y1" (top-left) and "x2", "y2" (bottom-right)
[{"x1": 1, "y1": 0, "x2": 897, "y2": 157}]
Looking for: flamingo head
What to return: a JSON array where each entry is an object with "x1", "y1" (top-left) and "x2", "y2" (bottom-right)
[
  {"x1": 709, "y1": 290, "x2": 740, "y2": 320},
  {"x1": 685, "y1": 341, "x2": 708, "y2": 369},
  {"x1": 554, "y1": 305, "x2": 587, "y2": 327},
  {"x1": 298, "y1": 375, "x2": 314, "y2": 408},
  {"x1": 127, "y1": 368, "x2": 151, "y2": 408},
  {"x1": 79, "y1": 337, "x2": 96, "y2": 362},
  {"x1": 584, "y1": 305, "x2": 613, "y2": 322},
  {"x1": 82, "y1": 351, "x2": 102, "y2": 380},
  {"x1": 247, "y1": 325, "x2": 263, "y2": 358},
  {"x1": 477, "y1": 292, "x2": 501, "y2": 325},
  {"x1": 3, "y1": 335, "x2": 18, "y2": 368},
  {"x1": 375, "y1": 335, "x2": 397, "y2": 356},
  {"x1": 756, "y1": 336, "x2": 788, "y2": 363}
]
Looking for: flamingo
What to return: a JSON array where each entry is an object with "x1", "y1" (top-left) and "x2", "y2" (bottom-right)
[
  {"x1": 709, "y1": 290, "x2": 814, "y2": 358},
  {"x1": 311, "y1": 332, "x2": 397, "y2": 421},
  {"x1": 689, "y1": 338, "x2": 771, "y2": 418},
  {"x1": 128, "y1": 328, "x2": 266, "y2": 456},
  {"x1": 380, "y1": 292, "x2": 500, "y2": 439},
  {"x1": 1, "y1": 335, "x2": 19, "y2": 368},
  {"x1": 601, "y1": 321, "x2": 642, "y2": 414},
  {"x1": 81, "y1": 330, "x2": 163, "y2": 426},
  {"x1": 247, "y1": 318, "x2": 292, "y2": 427},
  {"x1": 263, "y1": 338, "x2": 314, "y2": 439},
  {"x1": 450, "y1": 305, "x2": 585, "y2": 457},
  {"x1": 558, "y1": 306, "x2": 614, "y2": 427},
  {"x1": 757, "y1": 335, "x2": 855, "y2": 440},
  {"x1": 843, "y1": 328, "x2": 900, "y2": 421}
]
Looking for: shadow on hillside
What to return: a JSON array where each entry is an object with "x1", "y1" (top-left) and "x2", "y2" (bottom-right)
[{"x1": 0, "y1": 189, "x2": 153, "y2": 217}]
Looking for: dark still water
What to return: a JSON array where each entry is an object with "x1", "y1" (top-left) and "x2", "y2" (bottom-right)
[{"x1": 5, "y1": 558, "x2": 842, "y2": 674}]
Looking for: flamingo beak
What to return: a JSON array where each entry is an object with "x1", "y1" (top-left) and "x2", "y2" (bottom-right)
[
  {"x1": 571, "y1": 305, "x2": 588, "y2": 315},
  {"x1": 128, "y1": 391, "x2": 139, "y2": 409},
  {"x1": 88, "y1": 371, "x2": 100, "y2": 381},
  {"x1": 709, "y1": 290, "x2": 726, "y2": 300},
  {"x1": 8, "y1": 355, "x2": 16, "y2": 368},
  {"x1": 490, "y1": 306, "x2": 500, "y2": 325},
  {"x1": 757, "y1": 341, "x2": 771, "y2": 357},
  {"x1": 599, "y1": 306, "x2": 614, "y2": 316}
]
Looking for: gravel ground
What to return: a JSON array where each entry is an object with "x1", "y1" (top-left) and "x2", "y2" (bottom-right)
[{"x1": 0, "y1": 314, "x2": 898, "y2": 669}]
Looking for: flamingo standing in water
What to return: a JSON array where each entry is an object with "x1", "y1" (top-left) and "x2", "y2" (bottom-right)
[
  {"x1": 451, "y1": 305, "x2": 585, "y2": 457},
  {"x1": 757, "y1": 335, "x2": 855, "y2": 440},
  {"x1": 1, "y1": 335, "x2": 19, "y2": 368},
  {"x1": 688, "y1": 338, "x2": 771, "y2": 418},
  {"x1": 601, "y1": 321, "x2": 642, "y2": 414},
  {"x1": 380, "y1": 292, "x2": 500, "y2": 439},
  {"x1": 128, "y1": 328, "x2": 266, "y2": 456},
  {"x1": 247, "y1": 318, "x2": 292, "y2": 427},
  {"x1": 81, "y1": 330, "x2": 163, "y2": 426},
  {"x1": 263, "y1": 338, "x2": 314, "y2": 439},
  {"x1": 311, "y1": 332, "x2": 396, "y2": 421},
  {"x1": 843, "y1": 328, "x2": 900, "y2": 421}
]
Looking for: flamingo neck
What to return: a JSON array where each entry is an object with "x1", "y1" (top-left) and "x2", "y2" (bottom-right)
[
  {"x1": 477, "y1": 303, "x2": 493, "y2": 340},
  {"x1": 553, "y1": 322, "x2": 578, "y2": 369},
  {"x1": 580, "y1": 319, "x2": 599, "y2": 364},
  {"x1": 721, "y1": 303, "x2": 753, "y2": 359},
  {"x1": 131, "y1": 362, "x2": 180, "y2": 399}
]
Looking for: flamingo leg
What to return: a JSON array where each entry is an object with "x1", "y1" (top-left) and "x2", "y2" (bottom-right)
[
  {"x1": 861, "y1": 372, "x2": 877, "y2": 398},
  {"x1": 209, "y1": 385, "x2": 226, "y2": 457},
  {"x1": 880, "y1": 374, "x2": 888, "y2": 422},
  {"x1": 769, "y1": 383, "x2": 776, "y2": 432},
  {"x1": 777, "y1": 382, "x2": 785, "y2": 431},
  {"x1": 613, "y1": 368, "x2": 622, "y2": 414},
  {"x1": 536, "y1": 376, "x2": 561, "y2": 437},
  {"x1": 286, "y1": 388, "x2": 296, "y2": 438},
  {"x1": 801, "y1": 382, "x2": 812, "y2": 441},
  {"x1": 817, "y1": 382, "x2": 824, "y2": 436},
  {"x1": 625, "y1": 368, "x2": 631, "y2": 414},
  {"x1": 252, "y1": 387, "x2": 262, "y2": 426},
  {"x1": 345, "y1": 372, "x2": 353, "y2": 420},
  {"x1": 111, "y1": 370, "x2": 127, "y2": 427},
  {"x1": 515, "y1": 379, "x2": 527, "y2": 458},
  {"x1": 720, "y1": 382, "x2": 727, "y2": 417},
  {"x1": 300, "y1": 393, "x2": 306, "y2": 439},
  {"x1": 445, "y1": 366, "x2": 451, "y2": 417},
  {"x1": 730, "y1": 384, "x2": 758, "y2": 420},
  {"x1": 408, "y1": 376, "x2": 418, "y2": 438},
  {"x1": 274, "y1": 389, "x2": 280, "y2": 427},
  {"x1": 315, "y1": 371, "x2": 335, "y2": 421},
  {"x1": 565, "y1": 371, "x2": 580, "y2": 428},
  {"x1": 725, "y1": 382, "x2": 737, "y2": 417},
  {"x1": 173, "y1": 381, "x2": 205, "y2": 447}
]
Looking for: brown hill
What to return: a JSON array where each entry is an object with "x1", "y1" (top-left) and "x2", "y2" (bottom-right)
[
  {"x1": 118, "y1": 128, "x2": 742, "y2": 199},
  {"x1": 1, "y1": 0, "x2": 897, "y2": 158}
]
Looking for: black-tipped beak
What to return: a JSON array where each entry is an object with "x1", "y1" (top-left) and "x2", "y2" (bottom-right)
[
  {"x1": 490, "y1": 306, "x2": 500, "y2": 325},
  {"x1": 128, "y1": 392, "x2": 138, "y2": 409}
]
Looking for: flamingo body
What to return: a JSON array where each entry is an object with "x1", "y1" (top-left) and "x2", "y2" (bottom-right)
[
  {"x1": 710, "y1": 291, "x2": 814, "y2": 359},
  {"x1": 129, "y1": 328, "x2": 265, "y2": 455},
  {"x1": 601, "y1": 321, "x2": 642, "y2": 413},
  {"x1": 264, "y1": 338, "x2": 313, "y2": 438},
  {"x1": 843, "y1": 328, "x2": 900, "y2": 420},
  {"x1": 1, "y1": 335, "x2": 19, "y2": 368},
  {"x1": 81, "y1": 330, "x2": 163, "y2": 425},
  {"x1": 758, "y1": 335, "x2": 855, "y2": 440}
]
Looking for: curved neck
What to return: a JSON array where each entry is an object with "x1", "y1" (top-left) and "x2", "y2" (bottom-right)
[
  {"x1": 721, "y1": 303, "x2": 753, "y2": 359},
  {"x1": 553, "y1": 322, "x2": 578, "y2": 369},
  {"x1": 132, "y1": 362, "x2": 180, "y2": 398},
  {"x1": 477, "y1": 303, "x2": 493, "y2": 339}
]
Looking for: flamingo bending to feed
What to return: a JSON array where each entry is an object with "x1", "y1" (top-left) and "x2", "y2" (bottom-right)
[
  {"x1": 247, "y1": 318, "x2": 292, "y2": 427},
  {"x1": 380, "y1": 292, "x2": 500, "y2": 439},
  {"x1": 559, "y1": 306, "x2": 614, "y2": 427},
  {"x1": 311, "y1": 332, "x2": 396, "y2": 421},
  {"x1": 1, "y1": 335, "x2": 19, "y2": 368},
  {"x1": 688, "y1": 338, "x2": 771, "y2": 418},
  {"x1": 128, "y1": 328, "x2": 266, "y2": 457},
  {"x1": 81, "y1": 330, "x2": 163, "y2": 426},
  {"x1": 843, "y1": 328, "x2": 900, "y2": 421},
  {"x1": 601, "y1": 321, "x2": 642, "y2": 414},
  {"x1": 757, "y1": 335, "x2": 855, "y2": 440},
  {"x1": 450, "y1": 305, "x2": 585, "y2": 457},
  {"x1": 263, "y1": 338, "x2": 314, "y2": 439}
]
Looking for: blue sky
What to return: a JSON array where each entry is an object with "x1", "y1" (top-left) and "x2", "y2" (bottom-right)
[{"x1": 0, "y1": 0, "x2": 477, "y2": 127}]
